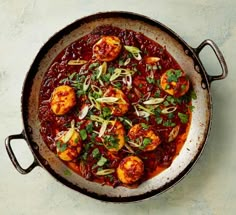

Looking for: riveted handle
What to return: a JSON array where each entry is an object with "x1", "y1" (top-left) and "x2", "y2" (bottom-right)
[
  {"x1": 194, "y1": 39, "x2": 228, "y2": 84},
  {"x1": 5, "y1": 132, "x2": 39, "y2": 174}
]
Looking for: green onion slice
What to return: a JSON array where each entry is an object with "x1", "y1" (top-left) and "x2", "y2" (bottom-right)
[
  {"x1": 96, "y1": 169, "x2": 115, "y2": 176},
  {"x1": 83, "y1": 76, "x2": 91, "y2": 91},
  {"x1": 96, "y1": 97, "x2": 119, "y2": 103},
  {"x1": 124, "y1": 45, "x2": 142, "y2": 60},
  {"x1": 161, "y1": 106, "x2": 177, "y2": 114},
  {"x1": 143, "y1": 97, "x2": 165, "y2": 105}
]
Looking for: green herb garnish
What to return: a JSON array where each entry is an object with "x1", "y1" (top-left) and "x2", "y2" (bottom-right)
[
  {"x1": 163, "y1": 120, "x2": 176, "y2": 127},
  {"x1": 140, "y1": 137, "x2": 151, "y2": 149},
  {"x1": 178, "y1": 112, "x2": 189, "y2": 124},
  {"x1": 85, "y1": 122, "x2": 94, "y2": 134},
  {"x1": 97, "y1": 156, "x2": 108, "y2": 167},
  {"x1": 79, "y1": 129, "x2": 87, "y2": 140},
  {"x1": 92, "y1": 148, "x2": 100, "y2": 159},
  {"x1": 166, "y1": 69, "x2": 182, "y2": 82},
  {"x1": 141, "y1": 123, "x2": 149, "y2": 129},
  {"x1": 56, "y1": 141, "x2": 67, "y2": 152}
]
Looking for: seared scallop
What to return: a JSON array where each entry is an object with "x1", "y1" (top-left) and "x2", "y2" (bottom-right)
[
  {"x1": 100, "y1": 86, "x2": 129, "y2": 116},
  {"x1": 160, "y1": 69, "x2": 190, "y2": 97},
  {"x1": 93, "y1": 36, "x2": 122, "y2": 62},
  {"x1": 57, "y1": 130, "x2": 82, "y2": 161},
  {"x1": 51, "y1": 85, "x2": 76, "y2": 115},
  {"x1": 117, "y1": 156, "x2": 144, "y2": 184},
  {"x1": 103, "y1": 121, "x2": 125, "y2": 152},
  {"x1": 128, "y1": 123, "x2": 161, "y2": 151}
]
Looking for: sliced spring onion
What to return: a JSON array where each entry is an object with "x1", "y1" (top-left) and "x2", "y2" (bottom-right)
[
  {"x1": 128, "y1": 140, "x2": 142, "y2": 148},
  {"x1": 124, "y1": 143, "x2": 135, "y2": 154},
  {"x1": 142, "y1": 92, "x2": 151, "y2": 101},
  {"x1": 133, "y1": 105, "x2": 140, "y2": 117},
  {"x1": 124, "y1": 45, "x2": 142, "y2": 60},
  {"x1": 62, "y1": 127, "x2": 75, "y2": 143},
  {"x1": 126, "y1": 74, "x2": 132, "y2": 89},
  {"x1": 110, "y1": 68, "x2": 121, "y2": 81},
  {"x1": 96, "y1": 169, "x2": 115, "y2": 176},
  {"x1": 168, "y1": 125, "x2": 180, "y2": 142},
  {"x1": 99, "y1": 120, "x2": 109, "y2": 137},
  {"x1": 91, "y1": 85, "x2": 102, "y2": 95},
  {"x1": 71, "y1": 119, "x2": 75, "y2": 128},
  {"x1": 97, "y1": 62, "x2": 107, "y2": 79},
  {"x1": 137, "y1": 111, "x2": 150, "y2": 118},
  {"x1": 161, "y1": 106, "x2": 177, "y2": 114},
  {"x1": 98, "y1": 79, "x2": 104, "y2": 86},
  {"x1": 68, "y1": 59, "x2": 87, "y2": 65},
  {"x1": 83, "y1": 76, "x2": 91, "y2": 91},
  {"x1": 124, "y1": 58, "x2": 131, "y2": 66},
  {"x1": 137, "y1": 104, "x2": 154, "y2": 115},
  {"x1": 124, "y1": 119, "x2": 132, "y2": 127},
  {"x1": 96, "y1": 97, "x2": 119, "y2": 103},
  {"x1": 110, "y1": 68, "x2": 135, "y2": 81},
  {"x1": 90, "y1": 115, "x2": 105, "y2": 123},
  {"x1": 143, "y1": 97, "x2": 165, "y2": 105},
  {"x1": 78, "y1": 105, "x2": 89, "y2": 120}
]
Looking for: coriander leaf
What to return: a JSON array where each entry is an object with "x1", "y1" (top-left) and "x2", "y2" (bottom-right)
[
  {"x1": 140, "y1": 137, "x2": 151, "y2": 149},
  {"x1": 79, "y1": 129, "x2": 87, "y2": 140},
  {"x1": 89, "y1": 62, "x2": 99, "y2": 69},
  {"x1": 97, "y1": 156, "x2": 107, "y2": 167},
  {"x1": 90, "y1": 132, "x2": 97, "y2": 142},
  {"x1": 56, "y1": 141, "x2": 67, "y2": 152},
  {"x1": 163, "y1": 120, "x2": 176, "y2": 127},
  {"x1": 188, "y1": 105, "x2": 195, "y2": 112},
  {"x1": 141, "y1": 123, "x2": 149, "y2": 129},
  {"x1": 102, "y1": 107, "x2": 111, "y2": 118},
  {"x1": 146, "y1": 77, "x2": 155, "y2": 84},
  {"x1": 104, "y1": 135, "x2": 119, "y2": 150},
  {"x1": 166, "y1": 69, "x2": 182, "y2": 82},
  {"x1": 156, "y1": 117, "x2": 163, "y2": 124},
  {"x1": 92, "y1": 148, "x2": 100, "y2": 159},
  {"x1": 81, "y1": 152, "x2": 88, "y2": 160},
  {"x1": 85, "y1": 122, "x2": 94, "y2": 134},
  {"x1": 178, "y1": 112, "x2": 189, "y2": 124},
  {"x1": 190, "y1": 90, "x2": 197, "y2": 100}
]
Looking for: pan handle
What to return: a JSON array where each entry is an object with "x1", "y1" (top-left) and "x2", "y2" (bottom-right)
[
  {"x1": 5, "y1": 132, "x2": 39, "y2": 174},
  {"x1": 194, "y1": 39, "x2": 228, "y2": 83}
]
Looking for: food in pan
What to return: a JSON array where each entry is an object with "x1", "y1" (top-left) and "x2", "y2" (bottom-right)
[{"x1": 39, "y1": 25, "x2": 196, "y2": 187}]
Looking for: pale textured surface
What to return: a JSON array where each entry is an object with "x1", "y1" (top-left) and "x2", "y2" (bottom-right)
[{"x1": 0, "y1": 0, "x2": 235, "y2": 214}]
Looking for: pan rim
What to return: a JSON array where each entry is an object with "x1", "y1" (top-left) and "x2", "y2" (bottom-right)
[{"x1": 21, "y1": 11, "x2": 212, "y2": 202}]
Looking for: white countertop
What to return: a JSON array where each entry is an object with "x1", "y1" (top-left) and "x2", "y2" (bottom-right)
[{"x1": 1, "y1": 0, "x2": 235, "y2": 214}]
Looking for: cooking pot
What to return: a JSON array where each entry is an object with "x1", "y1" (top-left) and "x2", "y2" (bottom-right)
[{"x1": 5, "y1": 11, "x2": 228, "y2": 202}]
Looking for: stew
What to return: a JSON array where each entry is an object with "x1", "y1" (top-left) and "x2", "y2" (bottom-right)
[{"x1": 38, "y1": 25, "x2": 196, "y2": 188}]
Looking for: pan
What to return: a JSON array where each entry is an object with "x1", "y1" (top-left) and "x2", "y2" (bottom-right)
[{"x1": 5, "y1": 11, "x2": 228, "y2": 202}]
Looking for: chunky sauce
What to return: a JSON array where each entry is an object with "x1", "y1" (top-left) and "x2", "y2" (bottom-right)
[{"x1": 39, "y1": 25, "x2": 195, "y2": 188}]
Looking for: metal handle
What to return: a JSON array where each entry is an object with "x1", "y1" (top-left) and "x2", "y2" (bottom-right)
[
  {"x1": 194, "y1": 39, "x2": 228, "y2": 83},
  {"x1": 5, "y1": 132, "x2": 39, "y2": 174}
]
